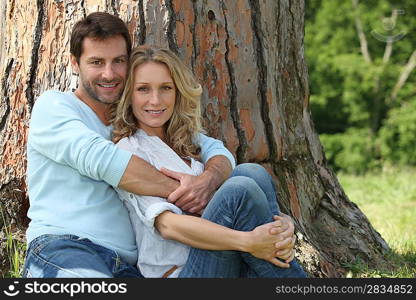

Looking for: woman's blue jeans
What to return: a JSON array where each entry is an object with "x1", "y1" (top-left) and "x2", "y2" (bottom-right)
[{"x1": 178, "y1": 163, "x2": 307, "y2": 278}]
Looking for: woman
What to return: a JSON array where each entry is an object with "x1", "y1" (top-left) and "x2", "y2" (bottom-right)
[{"x1": 111, "y1": 45, "x2": 307, "y2": 278}]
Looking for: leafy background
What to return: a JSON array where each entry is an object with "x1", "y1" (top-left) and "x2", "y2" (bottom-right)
[{"x1": 306, "y1": 0, "x2": 416, "y2": 173}]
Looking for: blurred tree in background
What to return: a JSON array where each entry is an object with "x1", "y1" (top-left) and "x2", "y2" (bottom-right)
[{"x1": 305, "y1": 0, "x2": 416, "y2": 173}]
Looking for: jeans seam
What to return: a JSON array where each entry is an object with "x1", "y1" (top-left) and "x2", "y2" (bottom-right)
[
  {"x1": 29, "y1": 251, "x2": 83, "y2": 278},
  {"x1": 31, "y1": 234, "x2": 79, "y2": 255},
  {"x1": 112, "y1": 254, "x2": 121, "y2": 273}
]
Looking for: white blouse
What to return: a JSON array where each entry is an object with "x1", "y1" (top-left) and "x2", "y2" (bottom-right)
[{"x1": 115, "y1": 129, "x2": 204, "y2": 278}]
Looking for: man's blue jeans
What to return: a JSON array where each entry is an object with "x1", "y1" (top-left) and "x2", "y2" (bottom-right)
[
  {"x1": 22, "y1": 234, "x2": 143, "y2": 278},
  {"x1": 179, "y1": 163, "x2": 307, "y2": 278}
]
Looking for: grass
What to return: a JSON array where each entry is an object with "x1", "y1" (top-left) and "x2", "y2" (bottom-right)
[
  {"x1": 0, "y1": 209, "x2": 26, "y2": 278},
  {"x1": 338, "y1": 166, "x2": 416, "y2": 277},
  {"x1": 4, "y1": 231, "x2": 26, "y2": 278}
]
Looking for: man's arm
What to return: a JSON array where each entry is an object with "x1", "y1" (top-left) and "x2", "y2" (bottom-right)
[
  {"x1": 197, "y1": 133, "x2": 236, "y2": 169},
  {"x1": 29, "y1": 91, "x2": 134, "y2": 186},
  {"x1": 118, "y1": 155, "x2": 179, "y2": 197},
  {"x1": 202, "y1": 155, "x2": 233, "y2": 193}
]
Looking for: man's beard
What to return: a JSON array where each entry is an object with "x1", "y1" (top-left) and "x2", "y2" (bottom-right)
[{"x1": 82, "y1": 80, "x2": 123, "y2": 105}]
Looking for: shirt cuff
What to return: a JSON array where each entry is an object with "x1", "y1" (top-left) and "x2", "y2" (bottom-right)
[
  {"x1": 144, "y1": 202, "x2": 182, "y2": 230},
  {"x1": 203, "y1": 150, "x2": 236, "y2": 169},
  {"x1": 103, "y1": 147, "x2": 133, "y2": 187}
]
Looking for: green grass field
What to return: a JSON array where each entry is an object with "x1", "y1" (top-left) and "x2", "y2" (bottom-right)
[{"x1": 338, "y1": 166, "x2": 416, "y2": 277}]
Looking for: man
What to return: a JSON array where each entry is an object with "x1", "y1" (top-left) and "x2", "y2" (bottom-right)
[
  {"x1": 22, "y1": 12, "x2": 235, "y2": 278},
  {"x1": 23, "y1": 12, "x2": 299, "y2": 278}
]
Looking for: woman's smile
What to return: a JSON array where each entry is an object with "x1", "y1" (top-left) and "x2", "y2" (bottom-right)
[{"x1": 145, "y1": 108, "x2": 167, "y2": 115}]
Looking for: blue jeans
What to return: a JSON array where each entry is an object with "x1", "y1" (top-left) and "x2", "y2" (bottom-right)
[
  {"x1": 22, "y1": 234, "x2": 143, "y2": 278},
  {"x1": 179, "y1": 163, "x2": 307, "y2": 278}
]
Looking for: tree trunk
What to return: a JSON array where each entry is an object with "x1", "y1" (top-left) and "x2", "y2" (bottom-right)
[{"x1": 0, "y1": 0, "x2": 390, "y2": 277}]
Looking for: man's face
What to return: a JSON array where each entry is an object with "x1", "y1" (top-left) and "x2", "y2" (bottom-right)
[{"x1": 71, "y1": 35, "x2": 128, "y2": 105}]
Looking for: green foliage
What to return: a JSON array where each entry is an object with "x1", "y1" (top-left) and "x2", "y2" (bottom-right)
[
  {"x1": 306, "y1": 0, "x2": 416, "y2": 171},
  {"x1": 320, "y1": 128, "x2": 376, "y2": 174},
  {"x1": 379, "y1": 100, "x2": 416, "y2": 165}
]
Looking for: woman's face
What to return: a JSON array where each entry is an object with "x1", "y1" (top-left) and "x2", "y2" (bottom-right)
[{"x1": 131, "y1": 61, "x2": 176, "y2": 139}]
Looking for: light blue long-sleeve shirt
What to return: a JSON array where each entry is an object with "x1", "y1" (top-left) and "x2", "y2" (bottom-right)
[{"x1": 26, "y1": 90, "x2": 235, "y2": 265}]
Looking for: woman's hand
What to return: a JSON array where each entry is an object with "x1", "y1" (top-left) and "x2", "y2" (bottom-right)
[
  {"x1": 247, "y1": 213, "x2": 297, "y2": 268},
  {"x1": 247, "y1": 219, "x2": 292, "y2": 268},
  {"x1": 270, "y1": 214, "x2": 296, "y2": 263}
]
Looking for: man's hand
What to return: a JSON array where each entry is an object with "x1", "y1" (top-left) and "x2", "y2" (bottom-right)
[
  {"x1": 160, "y1": 168, "x2": 215, "y2": 214},
  {"x1": 161, "y1": 155, "x2": 232, "y2": 214}
]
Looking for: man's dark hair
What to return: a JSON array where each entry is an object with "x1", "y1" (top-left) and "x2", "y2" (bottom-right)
[{"x1": 70, "y1": 12, "x2": 132, "y2": 63}]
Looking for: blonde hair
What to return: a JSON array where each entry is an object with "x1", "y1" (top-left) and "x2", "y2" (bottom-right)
[{"x1": 111, "y1": 45, "x2": 203, "y2": 159}]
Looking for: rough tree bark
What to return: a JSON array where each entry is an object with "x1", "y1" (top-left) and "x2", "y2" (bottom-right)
[{"x1": 0, "y1": 0, "x2": 390, "y2": 277}]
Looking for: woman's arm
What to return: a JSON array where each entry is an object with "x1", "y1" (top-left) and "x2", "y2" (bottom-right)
[{"x1": 155, "y1": 211, "x2": 291, "y2": 268}]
